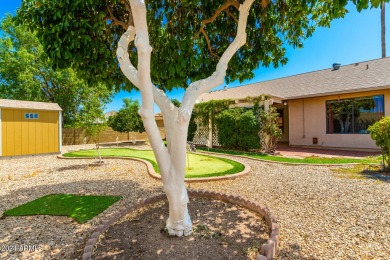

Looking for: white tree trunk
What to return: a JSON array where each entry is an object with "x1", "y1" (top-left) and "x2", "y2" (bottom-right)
[
  {"x1": 117, "y1": 0, "x2": 255, "y2": 236},
  {"x1": 161, "y1": 109, "x2": 192, "y2": 236}
]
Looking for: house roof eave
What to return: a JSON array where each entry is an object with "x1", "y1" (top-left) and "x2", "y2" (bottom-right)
[{"x1": 285, "y1": 85, "x2": 390, "y2": 100}]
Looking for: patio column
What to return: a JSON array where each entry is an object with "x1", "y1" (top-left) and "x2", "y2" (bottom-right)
[
  {"x1": 208, "y1": 115, "x2": 213, "y2": 148},
  {"x1": 263, "y1": 99, "x2": 273, "y2": 151},
  {"x1": 264, "y1": 99, "x2": 273, "y2": 112}
]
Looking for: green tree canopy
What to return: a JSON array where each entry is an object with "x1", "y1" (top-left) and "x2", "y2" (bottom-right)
[
  {"x1": 17, "y1": 0, "x2": 387, "y2": 92},
  {"x1": 0, "y1": 15, "x2": 113, "y2": 126},
  {"x1": 108, "y1": 98, "x2": 145, "y2": 133},
  {"x1": 76, "y1": 96, "x2": 108, "y2": 143}
]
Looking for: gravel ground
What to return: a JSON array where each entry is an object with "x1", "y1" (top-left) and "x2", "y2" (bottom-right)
[{"x1": 0, "y1": 145, "x2": 389, "y2": 259}]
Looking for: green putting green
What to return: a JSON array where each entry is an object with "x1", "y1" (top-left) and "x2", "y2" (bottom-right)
[
  {"x1": 3, "y1": 194, "x2": 122, "y2": 223},
  {"x1": 63, "y1": 148, "x2": 244, "y2": 178}
]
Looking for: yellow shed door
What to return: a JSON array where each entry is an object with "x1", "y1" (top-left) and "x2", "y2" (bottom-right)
[{"x1": 2, "y1": 109, "x2": 59, "y2": 156}]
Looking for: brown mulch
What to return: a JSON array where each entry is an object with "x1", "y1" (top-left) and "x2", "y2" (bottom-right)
[{"x1": 93, "y1": 198, "x2": 270, "y2": 260}]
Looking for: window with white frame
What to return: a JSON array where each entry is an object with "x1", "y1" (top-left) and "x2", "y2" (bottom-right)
[{"x1": 25, "y1": 113, "x2": 39, "y2": 119}]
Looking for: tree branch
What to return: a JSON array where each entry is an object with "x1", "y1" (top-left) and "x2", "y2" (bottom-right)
[
  {"x1": 128, "y1": 0, "x2": 171, "y2": 180},
  {"x1": 105, "y1": 5, "x2": 130, "y2": 30},
  {"x1": 116, "y1": 26, "x2": 139, "y2": 87},
  {"x1": 200, "y1": 28, "x2": 219, "y2": 58},
  {"x1": 195, "y1": 0, "x2": 240, "y2": 56},
  {"x1": 225, "y1": 9, "x2": 238, "y2": 23},
  {"x1": 181, "y1": 0, "x2": 255, "y2": 115},
  {"x1": 123, "y1": 0, "x2": 132, "y2": 15},
  {"x1": 116, "y1": 23, "x2": 176, "y2": 123},
  {"x1": 152, "y1": 87, "x2": 178, "y2": 116},
  {"x1": 37, "y1": 68, "x2": 55, "y2": 100}
]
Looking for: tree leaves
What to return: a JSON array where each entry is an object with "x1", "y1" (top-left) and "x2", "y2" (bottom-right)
[
  {"x1": 108, "y1": 98, "x2": 145, "y2": 133},
  {"x1": 0, "y1": 16, "x2": 112, "y2": 126},
  {"x1": 16, "y1": 0, "x2": 389, "y2": 92}
]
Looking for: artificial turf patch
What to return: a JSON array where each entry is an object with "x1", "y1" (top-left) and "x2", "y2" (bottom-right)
[
  {"x1": 63, "y1": 148, "x2": 245, "y2": 178},
  {"x1": 2, "y1": 194, "x2": 122, "y2": 223}
]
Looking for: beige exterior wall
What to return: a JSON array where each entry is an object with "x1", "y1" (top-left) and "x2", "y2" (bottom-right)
[{"x1": 288, "y1": 89, "x2": 390, "y2": 150}]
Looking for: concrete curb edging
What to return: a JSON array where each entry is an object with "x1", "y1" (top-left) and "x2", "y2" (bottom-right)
[
  {"x1": 57, "y1": 155, "x2": 251, "y2": 183},
  {"x1": 82, "y1": 191, "x2": 279, "y2": 260}
]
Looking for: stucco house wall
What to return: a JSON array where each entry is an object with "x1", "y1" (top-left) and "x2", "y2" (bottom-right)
[{"x1": 288, "y1": 89, "x2": 390, "y2": 150}]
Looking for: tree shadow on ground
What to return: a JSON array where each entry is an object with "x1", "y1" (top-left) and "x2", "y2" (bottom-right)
[
  {"x1": 332, "y1": 165, "x2": 390, "y2": 183},
  {"x1": 94, "y1": 198, "x2": 270, "y2": 260},
  {"x1": 56, "y1": 164, "x2": 90, "y2": 172},
  {"x1": 276, "y1": 243, "x2": 319, "y2": 260},
  {"x1": 360, "y1": 172, "x2": 390, "y2": 182}
]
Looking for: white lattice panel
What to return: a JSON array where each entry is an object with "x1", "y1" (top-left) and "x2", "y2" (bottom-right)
[
  {"x1": 192, "y1": 118, "x2": 220, "y2": 146},
  {"x1": 193, "y1": 125, "x2": 209, "y2": 145},
  {"x1": 212, "y1": 126, "x2": 220, "y2": 146}
]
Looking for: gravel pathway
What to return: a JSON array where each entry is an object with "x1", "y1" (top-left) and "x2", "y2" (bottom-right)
[{"x1": 0, "y1": 145, "x2": 389, "y2": 259}]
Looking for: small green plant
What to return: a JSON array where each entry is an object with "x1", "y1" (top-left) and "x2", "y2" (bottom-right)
[
  {"x1": 368, "y1": 116, "x2": 390, "y2": 171},
  {"x1": 193, "y1": 224, "x2": 222, "y2": 239},
  {"x1": 75, "y1": 98, "x2": 108, "y2": 163},
  {"x1": 257, "y1": 106, "x2": 282, "y2": 154},
  {"x1": 160, "y1": 227, "x2": 171, "y2": 237}
]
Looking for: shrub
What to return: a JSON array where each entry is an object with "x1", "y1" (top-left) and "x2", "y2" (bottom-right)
[
  {"x1": 257, "y1": 106, "x2": 282, "y2": 154},
  {"x1": 215, "y1": 108, "x2": 259, "y2": 151},
  {"x1": 237, "y1": 110, "x2": 261, "y2": 150},
  {"x1": 215, "y1": 109, "x2": 240, "y2": 148},
  {"x1": 368, "y1": 116, "x2": 390, "y2": 171}
]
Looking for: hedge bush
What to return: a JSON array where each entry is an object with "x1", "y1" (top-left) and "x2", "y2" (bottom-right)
[{"x1": 215, "y1": 108, "x2": 259, "y2": 151}]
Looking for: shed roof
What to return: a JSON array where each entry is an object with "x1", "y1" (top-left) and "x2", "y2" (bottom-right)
[
  {"x1": 198, "y1": 57, "x2": 390, "y2": 102},
  {"x1": 0, "y1": 99, "x2": 62, "y2": 111}
]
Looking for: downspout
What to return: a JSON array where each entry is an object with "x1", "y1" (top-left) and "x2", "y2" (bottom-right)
[
  {"x1": 287, "y1": 101, "x2": 291, "y2": 146},
  {"x1": 302, "y1": 99, "x2": 306, "y2": 139}
]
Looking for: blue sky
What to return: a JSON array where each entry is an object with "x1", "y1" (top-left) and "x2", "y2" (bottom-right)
[{"x1": 1, "y1": 1, "x2": 389, "y2": 113}]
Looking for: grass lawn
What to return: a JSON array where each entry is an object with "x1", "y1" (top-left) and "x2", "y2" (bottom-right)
[
  {"x1": 2, "y1": 194, "x2": 122, "y2": 223},
  {"x1": 332, "y1": 165, "x2": 390, "y2": 182},
  {"x1": 63, "y1": 148, "x2": 244, "y2": 178},
  {"x1": 198, "y1": 147, "x2": 381, "y2": 165}
]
